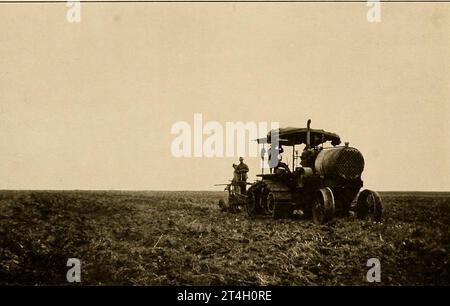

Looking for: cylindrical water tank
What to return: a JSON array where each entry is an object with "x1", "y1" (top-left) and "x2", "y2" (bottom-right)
[{"x1": 314, "y1": 146, "x2": 365, "y2": 180}]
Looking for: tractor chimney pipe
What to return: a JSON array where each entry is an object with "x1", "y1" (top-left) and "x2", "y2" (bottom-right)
[{"x1": 306, "y1": 119, "x2": 311, "y2": 148}]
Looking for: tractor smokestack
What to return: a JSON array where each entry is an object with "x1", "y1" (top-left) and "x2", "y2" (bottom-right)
[{"x1": 306, "y1": 119, "x2": 311, "y2": 148}]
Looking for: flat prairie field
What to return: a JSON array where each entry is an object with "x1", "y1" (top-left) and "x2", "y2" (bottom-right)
[{"x1": 0, "y1": 190, "x2": 448, "y2": 285}]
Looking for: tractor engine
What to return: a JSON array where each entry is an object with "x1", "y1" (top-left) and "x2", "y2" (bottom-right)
[{"x1": 314, "y1": 145, "x2": 365, "y2": 181}]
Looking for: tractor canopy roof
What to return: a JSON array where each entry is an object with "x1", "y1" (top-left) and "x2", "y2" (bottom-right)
[{"x1": 256, "y1": 127, "x2": 341, "y2": 147}]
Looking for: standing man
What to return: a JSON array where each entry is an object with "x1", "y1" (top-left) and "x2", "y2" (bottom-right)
[
  {"x1": 267, "y1": 145, "x2": 284, "y2": 173},
  {"x1": 232, "y1": 157, "x2": 249, "y2": 194}
]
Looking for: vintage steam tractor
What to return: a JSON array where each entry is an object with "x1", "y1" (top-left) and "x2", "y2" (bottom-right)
[{"x1": 246, "y1": 119, "x2": 382, "y2": 224}]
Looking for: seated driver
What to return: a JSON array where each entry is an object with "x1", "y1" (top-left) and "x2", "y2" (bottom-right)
[{"x1": 274, "y1": 156, "x2": 291, "y2": 174}]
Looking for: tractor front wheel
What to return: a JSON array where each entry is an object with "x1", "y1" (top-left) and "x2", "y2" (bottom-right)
[
  {"x1": 356, "y1": 189, "x2": 382, "y2": 222},
  {"x1": 312, "y1": 187, "x2": 335, "y2": 224}
]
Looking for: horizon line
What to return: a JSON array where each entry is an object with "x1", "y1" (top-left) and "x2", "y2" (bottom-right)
[{"x1": 1, "y1": 189, "x2": 449, "y2": 193}]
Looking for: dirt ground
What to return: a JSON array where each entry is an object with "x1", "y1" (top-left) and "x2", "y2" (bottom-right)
[{"x1": 0, "y1": 190, "x2": 449, "y2": 285}]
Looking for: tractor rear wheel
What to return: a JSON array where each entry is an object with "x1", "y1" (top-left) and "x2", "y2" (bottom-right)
[
  {"x1": 312, "y1": 187, "x2": 335, "y2": 224},
  {"x1": 356, "y1": 189, "x2": 382, "y2": 222}
]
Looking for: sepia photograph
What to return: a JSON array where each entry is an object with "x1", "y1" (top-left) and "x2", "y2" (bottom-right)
[{"x1": 0, "y1": 0, "x2": 449, "y2": 295}]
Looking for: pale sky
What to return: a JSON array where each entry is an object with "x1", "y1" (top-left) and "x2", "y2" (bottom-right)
[{"x1": 0, "y1": 3, "x2": 449, "y2": 191}]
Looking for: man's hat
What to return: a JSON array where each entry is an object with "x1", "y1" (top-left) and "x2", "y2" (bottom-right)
[{"x1": 239, "y1": 157, "x2": 244, "y2": 161}]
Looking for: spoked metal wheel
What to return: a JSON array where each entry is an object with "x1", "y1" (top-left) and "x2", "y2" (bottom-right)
[
  {"x1": 356, "y1": 189, "x2": 382, "y2": 222},
  {"x1": 312, "y1": 187, "x2": 335, "y2": 224}
]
